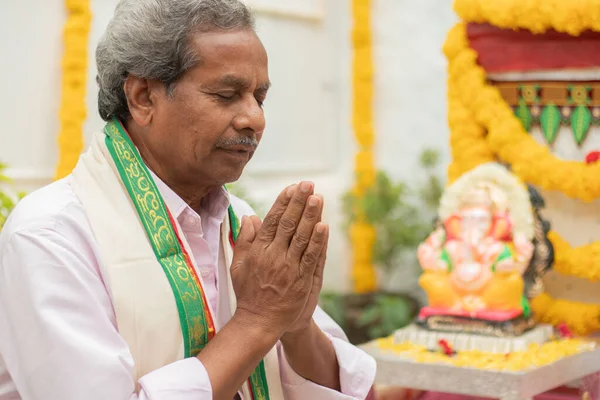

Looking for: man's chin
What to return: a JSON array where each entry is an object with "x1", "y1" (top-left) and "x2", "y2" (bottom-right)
[
  {"x1": 215, "y1": 164, "x2": 248, "y2": 187},
  {"x1": 205, "y1": 150, "x2": 254, "y2": 185}
]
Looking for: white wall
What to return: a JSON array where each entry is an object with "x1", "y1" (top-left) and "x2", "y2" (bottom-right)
[
  {"x1": 1, "y1": 0, "x2": 65, "y2": 188},
  {"x1": 0, "y1": 0, "x2": 456, "y2": 292},
  {"x1": 373, "y1": 0, "x2": 456, "y2": 180}
]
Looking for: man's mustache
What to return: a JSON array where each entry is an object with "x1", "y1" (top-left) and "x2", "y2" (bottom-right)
[{"x1": 215, "y1": 136, "x2": 259, "y2": 149}]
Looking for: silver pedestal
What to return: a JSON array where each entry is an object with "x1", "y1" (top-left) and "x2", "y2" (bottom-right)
[
  {"x1": 361, "y1": 342, "x2": 600, "y2": 400},
  {"x1": 394, "y1": 324, "x2": 554, "y2": 353}
]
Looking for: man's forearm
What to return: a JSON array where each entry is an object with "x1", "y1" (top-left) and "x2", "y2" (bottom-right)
[
  {"x1": 280, "y1": 320, "x2": 341, "y2": 391},
  {"x1": 197, "y1": 310, "x2": 280, "y2": 400}
]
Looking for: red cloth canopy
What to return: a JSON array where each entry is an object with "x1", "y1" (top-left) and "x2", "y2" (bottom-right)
[{"x1": 466, "y1": 23, "x2": 600, "y2": 73}]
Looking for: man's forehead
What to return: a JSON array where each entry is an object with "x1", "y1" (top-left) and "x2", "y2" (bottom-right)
[
  {"x1": 188, "y1": 30, "x2": 269, "y2": 88},
  {"x1": 190, "y1": 29, "x2": 267, "y2": 61}
]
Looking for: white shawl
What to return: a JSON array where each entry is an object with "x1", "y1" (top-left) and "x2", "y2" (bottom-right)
[{"x1": 71, "y1": 130, "x2": 284, "y2": 399}]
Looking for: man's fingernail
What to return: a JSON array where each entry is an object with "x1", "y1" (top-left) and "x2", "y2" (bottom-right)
[
  {"x1": 241, "y1": 215, "x2": 247, "y2": 226},
  {"x1": 300, "y1": 181, "x2": 312, "y2": 193},
  {"x1": 309, "y1": 196, "x2": 319, "y2": 207},
  {"x1": 316, "y1": 223, "x2": 325, "y2": 233}
]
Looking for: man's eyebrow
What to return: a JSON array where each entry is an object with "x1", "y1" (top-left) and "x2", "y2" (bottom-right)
[
  {"x1": 217, "y1": 75, "x2": 271, "y2": 91},
  {"x1": 218, "y1": 75, "x2": 247, "y2": 88},
  {"x1": 257, "y1": 81, "x2": 271, "y2": 91}
]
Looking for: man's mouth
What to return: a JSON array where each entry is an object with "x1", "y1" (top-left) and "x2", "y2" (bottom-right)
[
  {"x1": 217, "y1": 147, "x2": 255, "y2": 160},
  {"x1": 218, "y1": 144, "x2": 257, "y2": 153}
]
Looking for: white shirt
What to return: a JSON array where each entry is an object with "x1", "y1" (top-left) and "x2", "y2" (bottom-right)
[{"x1": 0, "y1": 176, "x2": 376, "y2": 400}]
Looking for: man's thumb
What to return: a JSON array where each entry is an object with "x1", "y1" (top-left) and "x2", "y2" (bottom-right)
[{"x1": 236, "y1": 216, "x2": 255, "y2": 251}]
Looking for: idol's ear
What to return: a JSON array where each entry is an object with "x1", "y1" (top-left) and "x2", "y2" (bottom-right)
[
  {"x1": 123, "y1": 75, "x2": 157, "y2": 127},
  {"x1": 444, "y1": 214, "x2": 461, "y2": 240},
  {"x1": 489, "y1": 213, "x2": 512, "y2": 241}
]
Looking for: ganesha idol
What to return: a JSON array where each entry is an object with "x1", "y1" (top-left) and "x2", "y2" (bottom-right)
[{"x1": 416, "y1": 163, "x2": 553, "y2": 335}]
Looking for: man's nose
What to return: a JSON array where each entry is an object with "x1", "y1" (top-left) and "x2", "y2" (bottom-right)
[{"x1": 232, "y1": 93, "x2": 266, "y2": 134}]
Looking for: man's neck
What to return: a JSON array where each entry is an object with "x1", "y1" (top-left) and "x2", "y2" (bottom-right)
[
  {"x1": 154, "y1": 172, "x2": 213, "y2": 212},
  {"x1": 126, "y1": 123, "x2": 215, "y2": 212}
]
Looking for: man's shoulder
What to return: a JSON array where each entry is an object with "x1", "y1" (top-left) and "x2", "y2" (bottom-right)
[
  {"x1": 228, "y1": 193, "x2": 257, "y2": 217},
  {"x1": 1, "y1": 177, "x2": 86, "y2": 240}
]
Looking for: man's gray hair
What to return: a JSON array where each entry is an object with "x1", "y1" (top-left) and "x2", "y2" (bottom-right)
[{"x1": 96, "y1": 0, "x2": 256, "y2": 121}]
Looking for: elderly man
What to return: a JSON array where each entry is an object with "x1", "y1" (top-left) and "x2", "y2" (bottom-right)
[{"x1": 0, "y1": 0, "x2": 376, "y2": 399}]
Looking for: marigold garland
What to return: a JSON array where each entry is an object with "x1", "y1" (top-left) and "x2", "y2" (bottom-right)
[
  {"x1": 376, "y1": 335, "x2": 594, "y2": 372},
  {"x1": 446, "y1": 23, "x2": 600, "y2": 203},
  {"x1": 447, "y1": 73, "x2": 495, "y2": 182},
  {"x1": 350, "y1": 0, "x2": 377, "y2": 293},
  {"x1": 531, "y1": 293, "x2": 600, "y2": 336},
  {"x1": 445, "y1": 1, "x2": 600, "y2": 334},
  {"x1": 55, "y1": 0, "x2": 91, "y2": 180},
  {"x1": 445, "y1": 24, "x2": 600, "y2": 284},
  {"x1": 454, "y1": 0, "x2": 600, "y2": 36},
  {"x1": 549, "y1": 232, "x2": 600, "y2": 282}
]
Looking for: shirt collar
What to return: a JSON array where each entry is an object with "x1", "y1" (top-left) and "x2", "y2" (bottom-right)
[{"x1": 148, "y1": 169, "x2": 230, "y2": 222}]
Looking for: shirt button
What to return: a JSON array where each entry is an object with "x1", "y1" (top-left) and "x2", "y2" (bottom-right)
[
  {"x1": 188, "y1": 217, "x2": 199, "y2": 227},
  {"x1": 200, "y1": 268, "x2": 210, "y2": 277}
]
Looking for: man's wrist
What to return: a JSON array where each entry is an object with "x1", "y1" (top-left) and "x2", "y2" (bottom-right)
[
  {"x1": 279, "y1": 320, "x2": 342, "y2": 391},
  {"x1": 280, "y1": 319, "x2": 318, "y2": 350},
  {"x1": 231, "y1": 308, "x2": 282, "y2": 348}
]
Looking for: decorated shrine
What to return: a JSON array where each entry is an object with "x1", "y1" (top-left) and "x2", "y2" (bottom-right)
[
  {"x1": 444, "y1": 0, "x2": 600, "y2": 336},
  {"x1": 364, "y1": 0, "x2": 600, "y2": 398}
]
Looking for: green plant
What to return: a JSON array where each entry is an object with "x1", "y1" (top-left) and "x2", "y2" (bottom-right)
[
  {"x1": 356, "y1": 294, "x2": 415, "y2": 340},
  {"x1": 0, "y1": 162, "x2": 25, "y2": 231},
  {"x1": 319, "y1": 292, "x2": 347, "y2": 330},
  {"x1": 418, "y1": 149, "x2": 444, "y2": 211},
  {"x1": 319, "y1": 291, "x2": 419, "y2": 344},
  {"x1": 341, "y1": 148, "x2": 443, "y2": 277},
  {"x1": 323, "y1": 149, "x2": 443, "y2": 343}
]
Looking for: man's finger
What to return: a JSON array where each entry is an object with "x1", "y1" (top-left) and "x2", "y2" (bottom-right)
[
  {"x1": 231, "y1": 216, "x2": 254, "y2": 273},
  {"x1": 255, "y1": 184, "x2": 296, "y2": 244},
  {"x1": 287, "y1": 195, "x2": 322, "y2": 262},
  {"x1": 304, "y1": 230, "x2": 328, "y2": 312},
  {"x1": 272, "y1": 181, "x2": 314, "y2": 249},
  {"x1": 235, "y1": 216, "x2": 255, "y2": 251},
  {"x1": 313, "y1": 226, "x2": 329, "y2": 284},
  {"x1": 298, "y1": 222, "x2": 328, "y2": 276},
  {"x1": 316, "y1": 194, "x2": 324, "y2": 223},
  {"x1": 249, "y1": 215, "x2": 263, "y2": 239}
]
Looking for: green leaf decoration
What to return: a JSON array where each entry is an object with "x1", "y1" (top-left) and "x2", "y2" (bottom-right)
[
  {"x1": 514, "y1": 100, "x2": 532, "y2": 132},
  {"x1": 571, "y1": 105, "x2": 592, "y2": 145},
  {"x1": 540, "y1": 104, "x2": 561, "y2": 145}
]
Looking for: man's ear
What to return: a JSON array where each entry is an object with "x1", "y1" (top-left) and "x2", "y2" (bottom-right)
[{"x1": 123, "y1": 75, "x2": 156, "y2": 127}]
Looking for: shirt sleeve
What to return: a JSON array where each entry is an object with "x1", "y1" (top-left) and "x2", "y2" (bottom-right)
[
  {"x1": 278, "y1": 306, "x2": 376, "y2": 399},
  {"x1": 0, "y1": 227, "x2": 214, "y2": 400}
]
